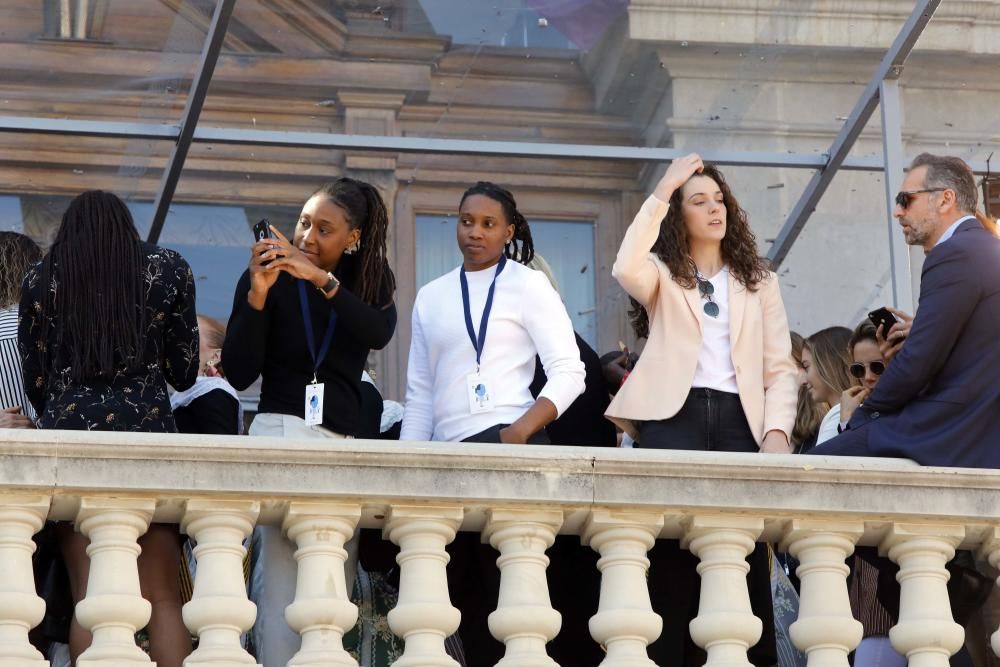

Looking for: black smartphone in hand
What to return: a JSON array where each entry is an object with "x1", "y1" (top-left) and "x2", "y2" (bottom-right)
[
  {"x1": 252, "y1": 218, "x2": 275, "y2": 242},
  {"x1": 868, "y1": 307, "x2": 898, "y2": 335},
  {"x1": 252, "y1": 218, "x2": 276, "y2": 266}
]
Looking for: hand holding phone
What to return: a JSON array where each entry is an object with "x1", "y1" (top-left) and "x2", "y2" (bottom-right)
[{"x1": 867, "y1": 307, "x2": 898, "y2": 336}]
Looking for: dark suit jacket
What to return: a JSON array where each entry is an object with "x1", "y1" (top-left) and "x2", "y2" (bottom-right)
[{"x1": 847, "y1": 218, "x2": 1000, "y2": 468}]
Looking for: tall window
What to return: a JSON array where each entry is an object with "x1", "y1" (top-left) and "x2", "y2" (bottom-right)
[{"x1": 415, "y1": 215, "x2": 598, "y2": 347}]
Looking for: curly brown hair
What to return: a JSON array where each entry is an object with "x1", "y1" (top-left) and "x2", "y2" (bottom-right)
[{"x1": 629, "y1": 165, "x2": 770, "y2": 339}]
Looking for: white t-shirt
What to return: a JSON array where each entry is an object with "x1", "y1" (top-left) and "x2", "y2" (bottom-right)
[
  {"x1": 691, "y1": 267, "x2": 739, "y2": 393},
  {"x1": 815, "y1": 403, "x2": 842, "y2": 446},
  {"x1": 401, "y1": 260, "x2": 585, "y2": 443}
]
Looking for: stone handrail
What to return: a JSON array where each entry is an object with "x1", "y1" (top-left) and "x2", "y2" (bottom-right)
[{"x1": 0, "y1": 429, "x2": 998, "y2": 666}]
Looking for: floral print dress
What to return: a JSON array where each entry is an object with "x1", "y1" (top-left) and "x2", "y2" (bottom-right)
[{"x1": 18, "y1": 242, "x2": 199, "y2": 431}]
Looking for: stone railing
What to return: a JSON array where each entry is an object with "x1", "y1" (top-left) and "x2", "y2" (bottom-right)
[{"x1": 0, "y1": 430, "x2": 998, "y2": 666}]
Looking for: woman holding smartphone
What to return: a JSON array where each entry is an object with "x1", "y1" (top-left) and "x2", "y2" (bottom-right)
[
  {"x1": 606, "y1": 154, "x2": 797, "y2": 667},
  {"x1": 223, "y1": 177, "x2": 396, "y2": 665}
]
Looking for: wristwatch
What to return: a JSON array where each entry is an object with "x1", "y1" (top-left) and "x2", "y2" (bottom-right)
[{"x1": 318, "y1": 271, "x2": 340, "y2": 296}]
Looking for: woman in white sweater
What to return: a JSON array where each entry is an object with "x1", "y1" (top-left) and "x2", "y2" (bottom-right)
[
  {"x1": 401, "y1": 181, "x2": 585, "y2": 445},
  {"x1": 401, "y1": 181, "x2": 585, "y2": 666}
]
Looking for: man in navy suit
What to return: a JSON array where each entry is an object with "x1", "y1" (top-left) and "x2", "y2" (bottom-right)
[{"x1": 814, "y1": 153, "x2": 1000, "y2": 469}]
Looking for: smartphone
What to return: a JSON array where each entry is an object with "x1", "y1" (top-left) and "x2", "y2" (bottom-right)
[
  {"x1": 252, "y1": 218, "x2": 276, "y2": 266},
  {"x1": 868, "y1": 307, "x2": 898, "y2": 334},
  {"x1": 252, "y1": 218, "x2": 275, "y2": 242}
]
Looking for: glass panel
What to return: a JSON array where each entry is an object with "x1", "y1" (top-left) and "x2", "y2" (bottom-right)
[
  {"x1": 0, "y1": 0, "x2": 201, "y2": 124},
  {"x1": 196, "y1": 0, "x2": 892, "y2": 156},
  {"x1": 415, "y1": 215, "x2": 598, "y2": 347}
]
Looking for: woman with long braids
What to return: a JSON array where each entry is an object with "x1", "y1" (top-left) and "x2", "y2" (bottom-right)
[
  {"x1": 606, "y1": 154, "x2": 797, "y2": 667},
  {"x1": 401, "y1": 181, "x2": 584, "y2": 665},
  {"x1": 18, "y1": 190, "x2": 199, "y2": 665},
  {"x1": 223, "y1": 177, "x2": 396, "y2": 665}
]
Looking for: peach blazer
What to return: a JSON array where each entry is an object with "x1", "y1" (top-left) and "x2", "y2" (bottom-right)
[{"x1": 605, "y1": 195, "x2": 798, "y2": 445}]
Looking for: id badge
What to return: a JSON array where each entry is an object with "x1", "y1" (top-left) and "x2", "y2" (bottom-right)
[
  {"x1": 466, "y1": 373, "x2": 495, "y2": 414},
  {"x1": 304, "y1": 382, "x2": 325, "y2": 426}
]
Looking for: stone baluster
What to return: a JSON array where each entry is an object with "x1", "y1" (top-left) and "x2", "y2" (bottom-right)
[
  {"x1": 583, "y1": 509, "x2": 663, "y2": 666},
  {"x1": 0, "y1": 495, "x2": 50, "y2": 664},
  {"x1": 781, "y1": 520, "x2": 864, "y2": 667},
  {"x1": 683, "y1": 515, "x2": 764, "y2": 667},
  {"x1": 75, "y1": 497, "x2": 155, "y2": 666},
  {"x1": 182, "y1": 500, "x2": 260, "y2": 666},
  {"x1": 882, "y1": 524, "x2": 965, "y2": 667},
  {"x1": 283, "y1": 501, "x2": 362, "y2": 666},
  {"x1": 384, "y1": 505, "x2": 463, "y2": 667},
  {"x1": 483, "y1": 509, "x2": 563, "y2": 667},
  {"x1": 979, "y1": 528, "x2": 1000, "y2": 658}
]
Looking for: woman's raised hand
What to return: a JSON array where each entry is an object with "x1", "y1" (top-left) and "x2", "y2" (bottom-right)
[
  {"x1": 265, "y1": 227, "x2": 326, "y2": 284},
  {"x1": 653, "y1": 153, "x2": 705, "y2": 202}
]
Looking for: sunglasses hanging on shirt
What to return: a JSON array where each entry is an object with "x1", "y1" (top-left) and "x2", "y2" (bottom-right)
[{"x1": 695, "y1": 274, "x2": 719, "y2": 318}]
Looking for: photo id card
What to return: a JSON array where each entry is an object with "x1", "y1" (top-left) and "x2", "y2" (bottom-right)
[
  {"x1": 305, "y1": 382, "x2": 325, "y2": 426},
  {"x1": 466, "y1": 373, "x2": 495, "y2": 414}
]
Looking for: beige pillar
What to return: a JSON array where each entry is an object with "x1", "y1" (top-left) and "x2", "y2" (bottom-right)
[
  {"x1": 583, "y1": 509, "x2": 663, "y2": 667},
  {"x1": 882, "y1": 524, "x2": 966, "y2": 667},
  {"x1": 781, "y1": 520, "x2": 865, "y2": 667},
  {"x1": 283, "y1": 501, "x2": 362, "y2": 666},
  {"x1": 75, "y1": 497, "x2": 155, "y2": 666},
  {"x1": 384, "y1": 505, "x2": 463, "y2": 667},
  {"x1": 683, "y1": 515, "x2": 764, "y2": 667},
  {"x1": 484, "y1": 509, "x2": 563, "y2": 667},
  {"x1": 0, "y1": 495, "x2": 50, "y2": 664},
  {"x1": 182, "y1": 500, "x2": 260, "y2": 666}
]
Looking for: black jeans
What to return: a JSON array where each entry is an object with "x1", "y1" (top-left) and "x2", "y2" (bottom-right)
[
  {"x1": 638, "y1": 388, "x2": 777, "y2": 667},
  {"x1": 639, "y1": 387, "x2": 757, "y2": 452}
]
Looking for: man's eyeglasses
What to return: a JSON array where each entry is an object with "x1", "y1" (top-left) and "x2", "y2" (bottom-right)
[
  {"x1": 895, "y1": 188, "x2": 946, "y2": 209},
  {"x1": 696, "y1": 276, "x2": 719, "y2": 318},
  {"x1": 849, "y1": 361, "x2": 886, "y2": 379}
]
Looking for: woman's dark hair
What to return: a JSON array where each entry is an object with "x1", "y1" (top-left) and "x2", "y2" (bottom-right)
[
  {"x1": 460, "y1": 182, "x2": 535, "y2": 265},
  {"x1": 39, "y1": 190, "x2": 146, "y2": 383},
  {"x1": 848, "y1": 320, "x2": 878, "y2": 354},
  {"x1": 628, "y1": 165, "x2": 770, "y2": 339},
  {"x1": 312, "y1": 178, "x2": 395, "y2": 306},
  {"x1": 0, "y1": 232, "x2": 41, "y2": 308}
]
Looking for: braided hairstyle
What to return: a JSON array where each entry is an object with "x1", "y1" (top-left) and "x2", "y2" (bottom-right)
[
  {"x1": 39, "y1": 190, "x2": 147, "y2": 383},
  {"x1": 312, "y1": 178, "x2": 396, "y2": 306},
  {"x1": 460, "y1": 182, "x2": 535, "y2": 265},
  {"x1": 628, "y1": 165, "x2": 770, "y2": 339}
]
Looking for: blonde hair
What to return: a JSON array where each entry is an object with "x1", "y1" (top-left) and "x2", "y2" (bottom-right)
[
  {"x1": 805, "y1": 326, "x2": 855, "y2": 397},
  {"x1": 790, "y1": 331, "x2": 825, "y2": 449}
]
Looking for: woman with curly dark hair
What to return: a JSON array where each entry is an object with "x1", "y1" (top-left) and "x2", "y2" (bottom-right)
[{"x1": 605, "y1": 154, "x2": 798, "y2": 667}]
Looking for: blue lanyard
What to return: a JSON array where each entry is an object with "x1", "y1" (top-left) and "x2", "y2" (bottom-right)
[
  {"x1": 297, "y1": 279, "x2": 338, "y2": 383},
  {"x1": 459, "y1": 255, "x2": 507, "y2": 371}
]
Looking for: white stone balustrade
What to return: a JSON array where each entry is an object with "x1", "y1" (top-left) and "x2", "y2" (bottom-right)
[
  {"x1": 584, "y1": 509, "x2": 663, "y2": 666},
  {"x1": 182, "y1": 499, "x2": 260, "y2": 666},
  {"x1": 0, "y1": 431, "x2": 998, "y2": 666},
  {"x1": 0, "y1": 495, "x2": 50, "y2": 665},
  {"x1": 883, "y1": 524, "x2": 967, "y2": 667},
  {"x1": 684, "y1": 515, "x2": 764, "y2": 667},
  {"x1": 781, "y1": 520, "x2": 864, "y2": 667},
  {"x1": 384, "y1": 505, "x2": 463, "y2": 667},
  {"x1": 283, "y1": 501, "x2": 362, "y2": 666},
  {"x1": 75, "y1": 497, "x2": 155, "y2": 666},
  {"x1": 484, "y1": 508, "x2": 563, "y2": 667}
]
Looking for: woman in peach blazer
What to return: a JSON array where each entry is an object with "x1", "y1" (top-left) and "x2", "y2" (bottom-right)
[
  {"x1": 606, "y1": 154, "x2": 797, "y2": 453},
  {"x1": 606, "y1": 154, "x2": 799, "y2": 667}
]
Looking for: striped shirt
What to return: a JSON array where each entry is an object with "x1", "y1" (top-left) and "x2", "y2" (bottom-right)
[{"x1": 0, "y1": 306, "x2": 36, "y2": 421}]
